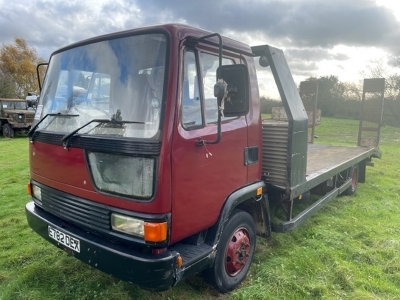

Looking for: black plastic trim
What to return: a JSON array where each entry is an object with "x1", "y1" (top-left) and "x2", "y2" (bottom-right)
[
  {"x1": 31, "y1": 132, "x2": 162, "y2": 156},
  {"x1": 31, "y1": 180, "x2": 170, "y2": 247},
  {"x1": 244, "y1": 146, "x2": 259, "y2": 165},
  {"x1": 25, "y1": 201, "x2": 177, "y2": 291},
  {"x1": 206, "y1": 181, "x2": 267, "y2": 246}
]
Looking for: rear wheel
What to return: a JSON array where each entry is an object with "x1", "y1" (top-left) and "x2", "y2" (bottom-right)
[
  {"x1": 343, "y1": 165, "x2": 359, "y2": 195},
  {"x1": 2, "y1": 124, "x2": 14, "y2": 138},
  {"x1": 206, "y1": 209, "x2": 256, "y2": 293}
]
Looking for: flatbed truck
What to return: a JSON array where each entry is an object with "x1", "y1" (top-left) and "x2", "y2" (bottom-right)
[{"x1": 25, "y1": 24, "x2": 383, "y2": 293}]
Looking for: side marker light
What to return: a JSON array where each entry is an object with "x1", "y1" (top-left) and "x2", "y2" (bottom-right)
[{"x1": 144, "y1": 222, "x2": 167, "y2": 243}]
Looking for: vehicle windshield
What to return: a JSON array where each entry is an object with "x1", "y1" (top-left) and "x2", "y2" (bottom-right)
[
  {"x1": 35, "y1": 33, "x2": 167, "y2": 138},
  {"x1": 1, "y1": 101, "x2": 27, "y2": 110}
]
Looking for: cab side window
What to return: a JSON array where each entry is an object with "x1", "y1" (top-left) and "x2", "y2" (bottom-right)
[
  {"x1": 181, "y1": 50, "x2": 236, "y2": 130},
  {"x1": 200, "y1": 53, "x2": 234, "y2": 123},
  {"x1": 181, "y1": 51, "x2": 203, "y2": 129}
]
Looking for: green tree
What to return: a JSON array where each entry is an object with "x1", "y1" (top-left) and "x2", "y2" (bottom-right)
[
  {"x1": 0, "y1": 37, "x2": 45, "y2": 98},
  {"x1": 304, "y1": 75, "x2": 346, "y2": 117}
]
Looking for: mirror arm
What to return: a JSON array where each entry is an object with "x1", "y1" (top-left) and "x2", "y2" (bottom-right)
[
  {"x1": 194, "y1": 33, "x2": 224, "y2": 146},
  {"x1": 196, "y1": 33, "x2": 223, "y2": 74},
  {"x1": 36, "y1": 63, "x2": 48, "y2": 92},
  {"x1": 196, "y1": 97, "x2": 222, "y2": 146}
]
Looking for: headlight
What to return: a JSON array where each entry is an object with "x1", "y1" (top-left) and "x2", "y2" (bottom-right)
[
  {"x1": 88, "y1": 152, "x2": 154, "y2": 199},
  {"x1": 111, "y1": 213, "x2": 167, "y2": 242},
  {"x1": 111, "y1": 213, "x2": 144, "y2": 237},
  {"x1": 32, "y1": 185, "x2": 42, "y2": 201},
  {"x1": 12, "y1": 114, "x2": 24, "y2": 122}
]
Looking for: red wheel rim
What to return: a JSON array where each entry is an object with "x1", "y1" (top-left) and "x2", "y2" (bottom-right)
[{"x1": 224, "y1": 227, "x2": 251, "y2": 277}]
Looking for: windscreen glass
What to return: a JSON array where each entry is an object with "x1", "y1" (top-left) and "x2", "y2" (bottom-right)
[{"x1": 35, "y1": 33, "x2": 167, "y2": 139}]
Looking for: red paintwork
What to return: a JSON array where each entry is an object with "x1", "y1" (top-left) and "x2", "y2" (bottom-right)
[
  {"x1": 29, "y1": 141, "x2": 171, "y2": 213},
  {"x1": 170, "y1": 118, "x2": 248, "y2": 242},
  {"x1": 245, "y1": 56, "x2": 263, "y2": 182},
  {"x1": 30, "y1": 24, "x2": 262, "y2": 244},
  {"x1": 168, "y1": 37, "x2": 261, "y2": 243}
]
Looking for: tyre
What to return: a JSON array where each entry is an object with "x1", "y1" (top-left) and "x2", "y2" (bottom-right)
[
  {"x1": 206, "y1": 209, "x2": 256, "y2": 293},
  {"x1": 2, "y1": 124, "x2": 14, "y2": 138},
  {"x1": 343, "y1": 165, "x2": 358, "y2": 196}
]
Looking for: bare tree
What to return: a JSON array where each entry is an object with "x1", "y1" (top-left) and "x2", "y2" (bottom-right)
[
  {"x1": 342, "y1": 81, "x2": 363, "y2": 101},
  {"x1": 0, "y1": 71, "x2": 17, "y2": 98},
  {"x1": 0, "y1": 37, "x2": 46, "y2": 98},
  {"x1": 361, "y1": 58, "x2": 400, "y2": 101}
]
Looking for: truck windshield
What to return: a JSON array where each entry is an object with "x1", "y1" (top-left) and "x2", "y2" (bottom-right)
[
  {"x1": 14, "y1": 102, "x2": 28, "y2": 109},
  {"x1": 35, "y1": 33, "x2": 167, "y2": 139},
  {"x1": 1, "y1": 101, "x2": 27, "y2": 109}
]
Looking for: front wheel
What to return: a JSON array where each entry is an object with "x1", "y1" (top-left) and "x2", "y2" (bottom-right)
[
  {"x1": 2, "y1": 124, "x2": 14, "y2": 138},
  {"x1": 206, "y1": 209, "x2": 256, "y2": 293}
]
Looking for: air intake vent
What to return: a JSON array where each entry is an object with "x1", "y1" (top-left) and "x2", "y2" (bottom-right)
[{"x1": 262, "y1": 120, "x2": 289, "y2": 189}]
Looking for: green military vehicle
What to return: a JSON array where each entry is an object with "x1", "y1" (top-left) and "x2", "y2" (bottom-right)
[{"x1": 0, "y1": 98, "x2": 35, "y2": 137}]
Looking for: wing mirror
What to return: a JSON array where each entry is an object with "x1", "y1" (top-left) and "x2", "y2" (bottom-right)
[{"x1": 215, "y1": 64, "x2": 249, "y2": 117}]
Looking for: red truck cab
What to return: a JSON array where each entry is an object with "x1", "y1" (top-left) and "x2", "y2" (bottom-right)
[{"x1": 26, "y1": 24, "x2": 266, "y2": 292}]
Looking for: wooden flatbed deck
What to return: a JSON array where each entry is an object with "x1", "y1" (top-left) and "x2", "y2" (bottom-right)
[{"x1": 306, "y1": 144, "x2": 376, "y2": 181}]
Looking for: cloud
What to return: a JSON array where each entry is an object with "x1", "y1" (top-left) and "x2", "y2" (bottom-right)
[
  {"x1": 0, "y1": 0, "x2": 143, "y2": 58},
  {"x1": 0, "y1": 0, "x2": 399, "y2": 82},
  {"x1": 387, "y1": 56, "x2": 400, "y2": 68},
  {"x1": 136, "y1": 0, "x2": 400, "y2": 55},
  {"x1": 286, "y1": 48, "x2": 350, "y2": 62}
]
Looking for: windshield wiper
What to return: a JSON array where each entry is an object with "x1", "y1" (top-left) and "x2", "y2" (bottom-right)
[
  {"x1": 61, "y1": 118, "x2": 146, "y2": 148},
  {"x1": 28, "y1": 113, "x2": 80, "y2": 141}
]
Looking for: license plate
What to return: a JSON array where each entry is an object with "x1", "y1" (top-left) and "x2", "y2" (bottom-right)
[{"x1": 48, "y1": 226, "x2": 80, "y2": 253}]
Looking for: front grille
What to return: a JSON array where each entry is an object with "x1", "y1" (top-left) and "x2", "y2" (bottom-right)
[
  {"x1": 32, "y1": 182, "x2": 171, "y2": 247},
  {"x1": 25, "y1": 115, "x2": 35, "y2": 123},
  {"x1": 37, "y1": 184, "x2": 111, "y2": 233}
]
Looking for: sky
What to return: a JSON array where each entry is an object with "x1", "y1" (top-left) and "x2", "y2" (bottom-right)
[{"x1": 0, "y1": 0, "x2": 400, "y2": 97}]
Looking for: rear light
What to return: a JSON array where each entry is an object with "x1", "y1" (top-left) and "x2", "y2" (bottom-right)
[{"x1": 88, "y1": 152, "x2": 154, "y2": 199}]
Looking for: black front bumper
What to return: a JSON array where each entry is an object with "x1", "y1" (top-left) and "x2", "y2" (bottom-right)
[{"x1": 25, "y1": 201, "x2": 178, "y2": 291}]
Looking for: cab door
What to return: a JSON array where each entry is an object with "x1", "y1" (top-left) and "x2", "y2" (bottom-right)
[{"x1": 170, "y1": 49, "x2": 248, "y2": 243}]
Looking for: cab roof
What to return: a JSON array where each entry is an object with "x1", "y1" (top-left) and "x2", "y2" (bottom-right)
[{"x1": 53, "y1": 23, "x2": 254, "y2": 57}]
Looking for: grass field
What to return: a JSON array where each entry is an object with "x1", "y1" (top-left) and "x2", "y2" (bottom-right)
[{"x1": 1, "y1": 118, "x2": 400, "y2": 300}]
